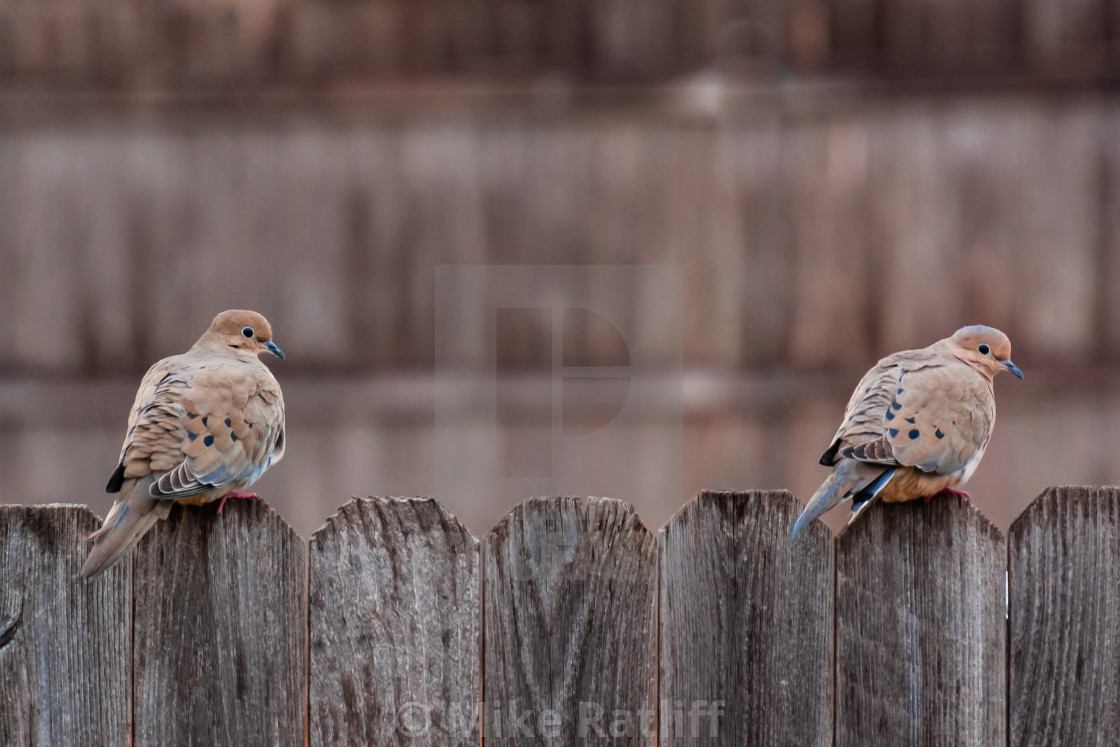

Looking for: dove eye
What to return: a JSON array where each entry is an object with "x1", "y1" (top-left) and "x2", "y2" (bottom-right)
[
  {"x1": 978, "y1": 343, "x2": 991, "y2": 355},
  {"x1": 242, "y1": 326, "x2": 255, "y2": 339}
]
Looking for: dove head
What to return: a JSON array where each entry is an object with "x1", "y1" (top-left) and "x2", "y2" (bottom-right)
[
  {"x1": 947, "y1": 325, "x2": 1022, "y2": 381},
  {"x1": 198, "y1": 309, "x2": 285, "y2": 360}
]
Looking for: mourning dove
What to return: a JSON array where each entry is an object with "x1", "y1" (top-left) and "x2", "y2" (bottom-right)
[
  {"x1": 791, "y1": 325, "x2": 1022, "y2": 539},
  {"x1": 81, "y1": 310, "x2": 286, "y2": 577}
]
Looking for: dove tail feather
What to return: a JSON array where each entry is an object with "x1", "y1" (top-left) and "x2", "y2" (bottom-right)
[
  {"x1": 851, "y1": 467, "x2": 898, "y2": 512},
  {"x1": 792, "y1": 462, "x2": 863, "y2": 539},
  {"x1": 846, "y1": 467, "x2": 898, "y2": 526},
  {"x1": 791, "y1": 461, "x2": 896, "y2": 540},
  {"x1": 81, "y1": 481, "x2": 172, "y2": 578}
]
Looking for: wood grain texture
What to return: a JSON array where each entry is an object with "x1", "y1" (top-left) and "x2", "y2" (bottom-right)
[
  {"x1": 835, "y1": 495, "x2": 1005, "y2": 746},
  {"x1": 132, "y1": 499, "x2": 307, "y2": 746},
  {"x1": 0, "y1": 505, "x2": 130, "y2": 745},
  {"x1": 1009, "y1": 486, "x2": 1120, "y2": 745},
  {"x1": 309, "y1": 497, "x2": 479, "y2": 746},
  {"x1": 483, "y1": 496, "x2": 656, "y2": 744},
  {"x1": 659, "y1": 490, "x2": 832, "y2": 746}
]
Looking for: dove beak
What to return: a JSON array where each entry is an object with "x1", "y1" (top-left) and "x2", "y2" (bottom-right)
[
  {"x1": 1003, "y1": 360, "x2": 1023, "y2": 379},
  {"x1": 265, "y1": 341, "x2": 286, "y2": 360}
]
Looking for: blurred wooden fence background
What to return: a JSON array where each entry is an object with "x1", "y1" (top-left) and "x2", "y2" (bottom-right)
[
  {"x1": 0, "y1": 0, "x2": 1117, "y2": 86},
  {"x1": 2, "y1": 0, "x2": 1120, "y2": 568},
  {"x1": 2, "y1": 487, "x2": 1116, "y2": 744}
]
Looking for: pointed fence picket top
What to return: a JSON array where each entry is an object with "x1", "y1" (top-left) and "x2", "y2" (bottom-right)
[
  {"x1": 13, "y1": 488, "x2": 1120, "y2": 743},
  {"x1": 1009, "y1": 486, "x2": 1120, "y2": 745},
  {"x1": 131, "y1": 499, "x2": 307, "y2": 746},
  {"x1": 835, "y1": 494, "x2": 1006, "y2": 746},
  {"x1": 0, "y1": 505, "x2": 131, "y2": 745},
  {"x1": 308, "y1": 497, "x2": 480, "y2": 746},
  {"x1": 482, "y1": 496, "x2": 658, "y2": 744},
  {"x1": 659, "y1": 490, "x2": 833, "y2": 746}
]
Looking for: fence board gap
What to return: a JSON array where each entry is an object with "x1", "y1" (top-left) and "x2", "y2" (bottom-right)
[
  {"x1": 308, "y1": 496, "x2": 479, "y2": 746},
  {"x1": 835, "y1": 494, "x2": 1006, "y2": 745},
  {"x1": 659, "y1": 489, "x2": 832, "y2": 745},
  {"x1": 131, "y1": 499, "x2": 307, "y2": 745},
  {"x1": 483, "y1": 495, "x2": 657, "y2": 744},
  {"x1": 1009, "y1": 486, "x2": 1120, "y2": 745},
  {"x1": 0, "y1": 504, "x2": 131, "y2": 745}
]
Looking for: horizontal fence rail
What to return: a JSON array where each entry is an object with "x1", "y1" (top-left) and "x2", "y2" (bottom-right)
[
  {"x1": 1, "y1": 487, "x2": 1117, "y2": 744},
  {"x1": 0, "y1": 0, "x2": 1114, "y2": 89}
]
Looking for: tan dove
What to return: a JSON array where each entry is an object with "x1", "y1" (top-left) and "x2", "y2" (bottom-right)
[
  {"x1": 791, "y1": 325, "x2": 1022, "y2": 538},
  {"x1": 81, "y1": 310, "x2": 286, "y2": 577}
]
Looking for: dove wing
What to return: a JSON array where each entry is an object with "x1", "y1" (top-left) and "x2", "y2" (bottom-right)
[
  {"x1": 837, "y1": 357, "x2": 994, "y2": 475},
  {"x1": 108, "y1": 355, "x2": 285, "y2": 500}
]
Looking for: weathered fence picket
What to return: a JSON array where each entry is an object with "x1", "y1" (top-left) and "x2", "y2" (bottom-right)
[
  {"x1": 309, "y1": 497, "x2": 479, "y2": 746},
  {"x1": 659, "y1": 490, "x2": 832, "y2": 746},
  {"x1": 836, "y1": 494, "x2": 1006, "y2": 745},
  {"x1": 1009, "y1": 486, "x2": 1120, "y2": 745},
  {"x1": 4, "y1": 487, "x2": 1120, "y2": 744},
  {"x1": 132, "y1": 499, "x2": 307, "y2": 746},
  {"x1": 0, "y1": 505, "x2": 130, "y2": 745},
  {"x1": 482, "y1": 496, "x2": 657, "y2": 744}
]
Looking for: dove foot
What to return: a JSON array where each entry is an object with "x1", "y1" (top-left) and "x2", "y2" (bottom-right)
[
  {"x1": 925, "y1": 487, "x2": 971, "y2": 503},
  {"x1": 217, "y1": 493, "x2": 260, "y2": 514}
]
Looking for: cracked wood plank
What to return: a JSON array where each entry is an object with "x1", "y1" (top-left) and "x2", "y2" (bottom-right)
[
  {"x1": 660, "y1": 490, "x2": 832, "y2": 745},
  {"x1": 835, "y1": 495, "x2": 1005, "y2": 746},
  {"x1": 131, "y1": 499, "x2": 307, "y2": 746},
  {"x1": 483, "y1": 496, "x2": 657, "y2": 744},
  {"x1": 1009, "y1": 486, "x2": 1120, "y2": 745},
  {"x1": 309, "y1": 497, "x2": 479, "y2": 746},
  {"x1": 0, "y1": 504, "x2": 130, "y2": 745}
]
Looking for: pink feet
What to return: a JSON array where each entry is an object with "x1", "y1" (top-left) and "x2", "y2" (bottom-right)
[
  {"x1": 923, "y1": 488, "x2": 971, "y2": 504},
  {"x1": 217, "y1": 492, "x2": 260, "y2": 514}
]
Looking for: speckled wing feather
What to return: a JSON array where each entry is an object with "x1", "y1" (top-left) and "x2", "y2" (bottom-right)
[
  {"x1": 109, "y1": 356, "x2": 193, "y2": 485},
  {"x1": 150, "y1": 359, "x2": 285, "y2": 500},
  {"x1": 109, "y1": 356, "x2": 285, "y2": 500},
  {"x1": 819, "y1": 345, "x2": 946, "y2": 466},
  {"x1": 842, "y1": 362, "x2": 993, "y2": 476}
]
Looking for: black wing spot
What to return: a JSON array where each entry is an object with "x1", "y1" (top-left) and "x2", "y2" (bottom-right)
[{"x1": 105, "y1": 463, "x2": 126, "y2": 493}]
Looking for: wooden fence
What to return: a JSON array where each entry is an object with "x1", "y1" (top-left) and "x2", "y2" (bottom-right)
[
  {"x1": 0, "y1": 486, "x2": 1116, "y2": 744},
  {"x1": 0, "y1": 0, "x2": 1115, "y2": 88}
]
